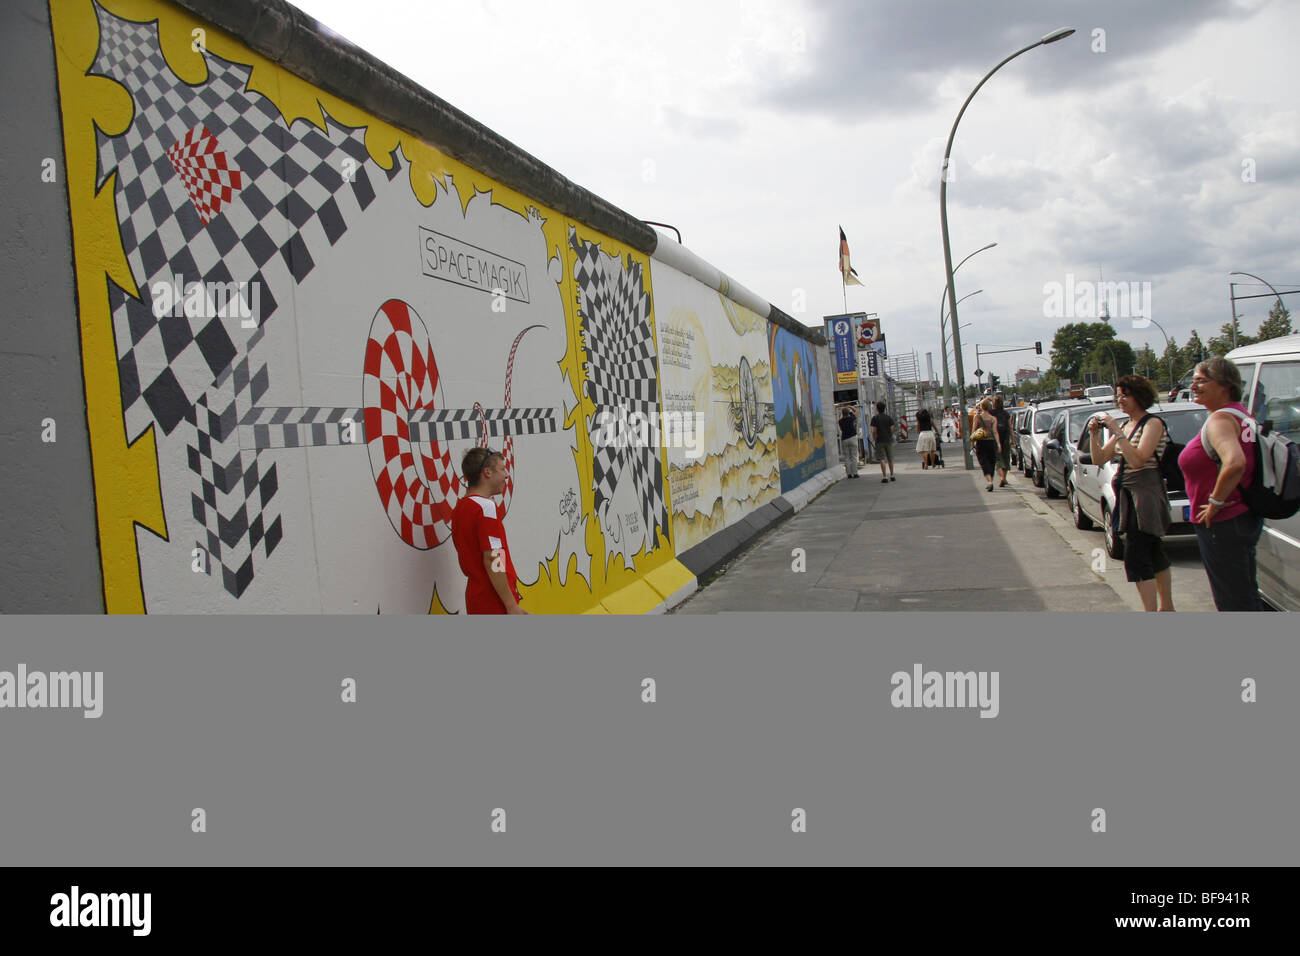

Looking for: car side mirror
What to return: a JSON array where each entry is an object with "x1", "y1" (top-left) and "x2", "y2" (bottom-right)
[
  {"x1": 1019, "y1": 427, "x2": 1030, "y2": 434},
  {"x1": 1078, "y1": 452, "x2": 1092, "y2": 465},
  {"x1": 1046, "y1": 438, "x2": 1059, "y2": 449}
]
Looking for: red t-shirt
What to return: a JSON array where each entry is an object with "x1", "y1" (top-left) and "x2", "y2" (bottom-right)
[{"x1": 451, "y1": 495, "x2": 521, "y2": 614}]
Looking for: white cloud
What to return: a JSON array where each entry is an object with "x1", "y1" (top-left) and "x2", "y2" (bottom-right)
[{"x1": 289, "y1": 0, "x2": 1300, "y2": 382}]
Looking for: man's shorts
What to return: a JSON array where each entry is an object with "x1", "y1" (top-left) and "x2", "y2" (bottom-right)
[{"x1": 877, "y1": 441, "x2": 894, "y2": 464}]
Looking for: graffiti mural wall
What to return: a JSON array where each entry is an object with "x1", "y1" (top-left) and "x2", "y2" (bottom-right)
[
  {"x1": 768, "y1": 325, "x2": 828, "y2": 492},
  {"x1": 47, "y1": 0, "x2": 826, "y2": 613},
  {"x1": 652, "y1": 267, "x2": 781, "y2": 553},
  {"x1": 52, "y1": 0, "x2": 693, "y2": 613}
]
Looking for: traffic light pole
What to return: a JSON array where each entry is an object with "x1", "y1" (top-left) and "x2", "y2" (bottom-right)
[{"x1": 974, "y1": 344, "x2": 1043, "y2": 394}]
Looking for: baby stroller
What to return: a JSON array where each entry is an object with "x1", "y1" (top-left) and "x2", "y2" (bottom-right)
[{"x1": 932, "y1": 436, "x2": 946, "y2": 468}]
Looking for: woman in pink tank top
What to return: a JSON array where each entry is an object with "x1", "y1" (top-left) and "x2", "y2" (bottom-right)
[{"x1": 1176, "y1": 357, "x2": 1263, "y2": 611}]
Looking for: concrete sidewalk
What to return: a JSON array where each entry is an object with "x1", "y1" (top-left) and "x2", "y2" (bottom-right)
[{"x1": 673, "y1": 441, "x2": 1134, "y2": 613}]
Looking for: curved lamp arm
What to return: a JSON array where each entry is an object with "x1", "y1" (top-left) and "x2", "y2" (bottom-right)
[{"x1": 941, "y1": 28, "x2": 1074, "y2": 467}]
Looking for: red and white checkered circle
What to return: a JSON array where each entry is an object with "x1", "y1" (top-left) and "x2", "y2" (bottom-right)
[
  {"x1": 363, "y1": 299, "x2": 517, "y2": 550},
  {"x1": 363, "y1": 299, "x2": 460, "y2": 549}
]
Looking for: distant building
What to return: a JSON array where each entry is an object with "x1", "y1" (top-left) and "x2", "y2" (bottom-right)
[{"x1": 1015, "y1": 367, "x2": 1042, "y2": 385}]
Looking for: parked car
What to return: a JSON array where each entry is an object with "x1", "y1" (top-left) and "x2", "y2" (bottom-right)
[
  {"x1": 1018, "y1": 399, "x2": 1090, "y2": 487},
  {"x1": 1084, "y1": 385, "x2": 1115, "y2": 405},
  {"x1": 1225, "y1": 334, "x2": 1300, "y2": 611},
  {"x1": 1009, "y1": 407, "x2": 1031, "y2": 468},
  {"x1": 1071, "y1": 402, "x2": 1208, "y2": 558},
  {"x1": 1042, "y1": 404, "x2": 1116, "y2": 500}
]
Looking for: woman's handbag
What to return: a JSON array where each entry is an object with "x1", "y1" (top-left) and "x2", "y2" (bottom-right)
[{"x1": 971, "y1": 426, "x2": 990, "y2": 441}]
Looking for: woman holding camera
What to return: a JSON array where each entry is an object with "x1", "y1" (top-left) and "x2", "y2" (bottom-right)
[{"x1": 1088, "y1": 375, "x2": 1173, "y2": 612}]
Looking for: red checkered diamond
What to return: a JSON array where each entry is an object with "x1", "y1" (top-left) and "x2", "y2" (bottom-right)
[{"x1": 166, "y1": 124, "x2": 243, "y2": 225}]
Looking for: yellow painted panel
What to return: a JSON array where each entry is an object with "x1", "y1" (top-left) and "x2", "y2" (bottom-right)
[
  {"x1": 642, "y1": 560, "x2": 696, "y2": 602},
  {"x1": 599, "y1": 579, "x2": 664, "y2": 616}
]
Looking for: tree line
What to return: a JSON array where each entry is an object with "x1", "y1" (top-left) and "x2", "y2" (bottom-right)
[{"x1": 1031, "y1": 300, "x2": 1293, "y2": 395}]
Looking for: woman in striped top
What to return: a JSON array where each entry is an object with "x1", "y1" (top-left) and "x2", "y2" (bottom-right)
[{"x1": 1088, "y1": 375, "x2": 1174, "y2": 612}]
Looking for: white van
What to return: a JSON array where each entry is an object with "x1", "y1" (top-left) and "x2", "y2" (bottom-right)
[{"x1": 1224, "y1": 334, "x2": 1300, "y2": 610}]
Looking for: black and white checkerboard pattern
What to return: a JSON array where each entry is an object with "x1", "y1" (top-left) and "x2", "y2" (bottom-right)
[
  {"x1": 571, "y1": 232, "x2": 667, "y2": 550},
  {"x1": 94, "y1": 6, "x2": 399, "y2": 443},
  {"x1": 238, "y1": 406, "x2": 367, "y2": 450},
  {"x1": 188, "y1": 386, "x2": 283, "y2": 599},
  {"x1": 93, "y1": 5, "x2": 402, "y2": 599},
  {"x1": 233, "y1": 405, "x2": 558, "y2": 449},
  {"x1": 407, "y1": 407, "x2": 558, "y2": 443},
  {"x1": 185, "y1": 323, "x2": 283, "y2": 599}
]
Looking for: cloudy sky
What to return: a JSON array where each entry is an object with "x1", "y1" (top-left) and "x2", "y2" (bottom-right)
[{"x1": 291, "y1": 0, "x2": 1298, "y2": 383}]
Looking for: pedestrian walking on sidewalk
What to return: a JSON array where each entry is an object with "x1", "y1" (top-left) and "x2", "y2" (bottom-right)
[
  {"x1": 870, "y1": 402, "x2": 896, "y2": 483},
  {"x1": 992, "y1": 395, "x2": 1013, "y2": 487},
  {"x1": 970, "y1": 398, "x2": 1001, "y2": 491},
  {"x1": 838, "y1": 406, "x2": 860, "y2": 479},
  {"x1": 941, "y1": 409, "x2": 957, "y2": 444},
  {"x1": 1088, "y1": 375, "x2": 1174, "y2": 612},
  {"x1": 1178, "y1": 357, "x2": 1263, "y2": 611},
  {"x1": 916, "y1": 408, "x2": 938, "y2": 469}
]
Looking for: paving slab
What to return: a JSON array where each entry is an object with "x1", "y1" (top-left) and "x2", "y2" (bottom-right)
[{"x1": 671, "y1": 442, "x2": 1164, "y2": 613}]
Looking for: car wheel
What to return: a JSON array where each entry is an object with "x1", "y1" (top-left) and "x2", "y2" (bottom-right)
[
  {"x1": 1069, "y1": 483, "x2": 1093, "y2": 530},
  {"x1": 1102, "y1": 504, "x2": 1124, "y2": 560},
  {"x1": 1033, "y1": 459, "x2": 1045, "y2": 488}
]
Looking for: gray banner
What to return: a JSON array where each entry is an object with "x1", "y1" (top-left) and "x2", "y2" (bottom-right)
[{"x1": 0, "y1": 613, "x2": 1294, "y2": 865}]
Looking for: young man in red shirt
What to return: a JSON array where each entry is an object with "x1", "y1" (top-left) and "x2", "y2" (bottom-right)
[{"x1": 451, "y1": 448, "x2": 528, "y2": 615}]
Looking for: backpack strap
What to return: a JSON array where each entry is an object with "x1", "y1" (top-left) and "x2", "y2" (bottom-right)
[{"x1": 1198, "y1": 407, "x2": 1257, "y2": 464}]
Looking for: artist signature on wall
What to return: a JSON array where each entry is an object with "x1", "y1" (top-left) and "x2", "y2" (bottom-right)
[{"x1": 559, "y1": 487, "x2": 581, "y2": 534}]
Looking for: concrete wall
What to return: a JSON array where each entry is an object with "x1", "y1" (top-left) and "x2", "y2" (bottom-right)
[
  {"x1": 0, "y1": 0, "x2": 104, "y2": 612},
  {"x1": 816, "y1": 345, "x2": 841, "y2": 470},
  {"x1": 26, "y1": 0, "x2": 831, "y2": 613}
]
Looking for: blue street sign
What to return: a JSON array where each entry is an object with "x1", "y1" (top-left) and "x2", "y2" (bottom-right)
[{"x1": 831, "y1": 318, "x2": 855, "y2": 374}]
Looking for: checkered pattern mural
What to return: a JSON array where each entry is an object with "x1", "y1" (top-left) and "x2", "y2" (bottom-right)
[
  {"x1": 571, "y1": 232, "x2": 667, "y2": 551},
  {"x1": 165, "y1": 124, "x2": 244, "y2": 224},
  {"x1": 94, "y1": 6, "x2": 398, "y2": 444},
  {"x1": 188, "y1": 347, "x2": 283, "y2": 599},
  {"x1": 91, "y1": 4, "x2": 400, "y2": 597},
  {"x1": 407, "y1": 407, "x2": 559, "y2": 443}
]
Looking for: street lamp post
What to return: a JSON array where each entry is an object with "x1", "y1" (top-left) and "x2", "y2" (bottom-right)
[
  {"x1": 1230, "y1": 271, "x2": 1286, "y2": 350},
  {"x1": 942, "y1": 291, "x2": 982, "y2": 354},
  {"x1": 939, "y1": 244, "x2": 996, "y2": 414},
  {"x1": 942, "y1": 307, "x2": 975, "y2": 406},
  {"x1": 1145, "y1": 317, "x2": 1176, "y2": 392},
  {"x1": 941, "y1": 27, "x2": 1074, "y2": 469}
]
